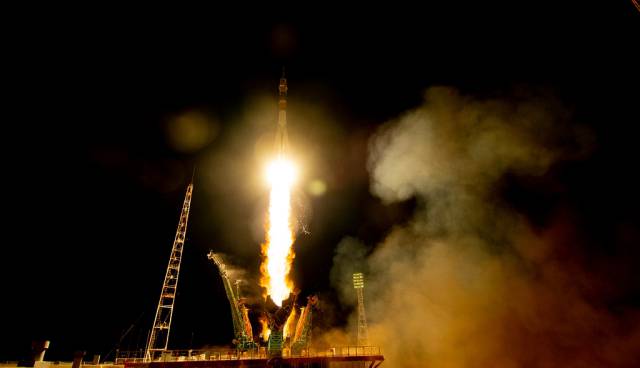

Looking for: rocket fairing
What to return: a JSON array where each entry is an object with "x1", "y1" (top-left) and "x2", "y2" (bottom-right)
[{"x1": 275, "y1": 70, "x2": 289, "y2": 156}]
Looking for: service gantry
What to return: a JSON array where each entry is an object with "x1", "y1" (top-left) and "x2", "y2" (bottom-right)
[{"x1": 145, "y1": 182, "x2": 193, "y2": 361}]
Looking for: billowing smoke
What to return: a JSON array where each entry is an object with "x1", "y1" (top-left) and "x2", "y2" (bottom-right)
[{"x1": 332, "y1": 87, "x2": 640, "y2": 367}]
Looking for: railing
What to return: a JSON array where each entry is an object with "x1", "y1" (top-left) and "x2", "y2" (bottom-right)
[{"x1": 116, "y1": 346, "x2": 382, "y2": 364}]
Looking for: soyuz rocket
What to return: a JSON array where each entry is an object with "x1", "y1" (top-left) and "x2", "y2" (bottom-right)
[{"x1": 275, "y1": 70, "x2": 289, "y2": 156}]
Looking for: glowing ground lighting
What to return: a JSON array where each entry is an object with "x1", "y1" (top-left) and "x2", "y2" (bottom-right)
[{"x1": 260, "y1": 157, "x2": 296, "y2": 306}]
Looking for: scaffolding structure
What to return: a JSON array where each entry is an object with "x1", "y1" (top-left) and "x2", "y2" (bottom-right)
[
  {"x1": 145, "y1": 183, "x2": 193, "y2": 361},
  {"x1": 353, "y1": 273, "x2": 369, "y2": 346}
]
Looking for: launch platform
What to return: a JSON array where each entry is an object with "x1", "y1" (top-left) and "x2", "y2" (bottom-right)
[{"x1": 120, "y1": 346, "x2": 383, "y2": 368}]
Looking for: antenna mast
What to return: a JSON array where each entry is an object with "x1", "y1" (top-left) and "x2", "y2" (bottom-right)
[{"x1": 145, "y1": 182, "x2": 194, "y2": 361}]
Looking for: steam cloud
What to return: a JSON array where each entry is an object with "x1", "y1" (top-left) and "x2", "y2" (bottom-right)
[{"x1": 332, "y1": 87, "x2": 640, "y2": 367}]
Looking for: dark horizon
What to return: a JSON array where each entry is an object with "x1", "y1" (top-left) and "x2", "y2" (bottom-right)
[{"x1": 3, "y1": 3, "x2": 640, "y2": 366}]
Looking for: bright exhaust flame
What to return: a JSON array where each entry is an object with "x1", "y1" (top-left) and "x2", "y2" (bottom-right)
[
  {"x1": 260, "y1": 157, "x2": 296, "y2": 306},
  {"x1": 259, "y1": 316, "x2": 271, "y2": 342},
  {"x1": 283, "y1": 307, "x2": 297, "y2": 339}
]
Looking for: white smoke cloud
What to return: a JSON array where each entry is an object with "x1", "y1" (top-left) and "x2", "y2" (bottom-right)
[{"x1": 331, "y1": 87, "x2": 640, "y2": 367}]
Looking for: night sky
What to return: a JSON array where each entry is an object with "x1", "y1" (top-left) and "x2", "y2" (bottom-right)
[{"x1": 4, "y1": 3, "x2": 640, "y2": 364}]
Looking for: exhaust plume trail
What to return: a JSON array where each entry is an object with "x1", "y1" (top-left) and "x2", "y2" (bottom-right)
[{"x1": 261, "y1": 157, "x2": 296, "y2": 306}]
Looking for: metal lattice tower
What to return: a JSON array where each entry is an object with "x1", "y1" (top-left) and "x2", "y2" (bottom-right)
[
  {"x1": 145, "y1": 183, "x2": 193, "y2": 361},
  {"x1": 353, "y1": 273, "x2": 369, "y2": 346}
]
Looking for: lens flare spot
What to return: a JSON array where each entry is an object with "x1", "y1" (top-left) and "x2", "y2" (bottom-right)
[{"x1": 307, "y1": 179, "x2": 327, "y2": 196}]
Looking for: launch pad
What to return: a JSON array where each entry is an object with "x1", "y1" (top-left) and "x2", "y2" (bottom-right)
[
  {"x1": 136, "y1": 73, "x2": 384, "y2": 367},
  {"x1": 122, "y1": 347, "x2": 383, "y2": 368}
]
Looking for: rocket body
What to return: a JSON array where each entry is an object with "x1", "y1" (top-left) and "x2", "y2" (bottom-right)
[{"x1": 275, "y1": 73, "x2": 289, "y2": 155}]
